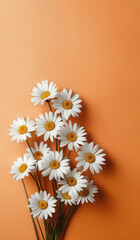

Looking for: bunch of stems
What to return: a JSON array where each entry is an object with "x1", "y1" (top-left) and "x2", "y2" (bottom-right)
[{"x1": 22, "y1": 101, "x2": 77, "y2": 240}]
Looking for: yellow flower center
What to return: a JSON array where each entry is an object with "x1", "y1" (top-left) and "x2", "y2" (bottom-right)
[
  {"x1": 85, "y1": 153, "x2": 95, "y2": 163},
  {"x1": 19, "y1": 163, "x2": 27, "y2": 173},
  {"x1": 45, "y1": 121, "x2": 55, "y2": 131},
  {"x1": 62, "y1": 100, "x2": 73, "y2": 109},
  {"x1": 67, "y1": 177, "x2": 77, "y2": 186},
  {"x1": 34, "y1": 151, "x2": 43, "y2": 161},
  {"x1": 18, "y1": 125, "x2": 28, "y2": 135},
  {"x1": 41, "y1": 91, "x2": 50, "y2": 100},
  {"x1": 50, "y1": 160, "x2": 60, "y2": 169},
  {"x1": 38, "y1": 200, "x2": 48, "y2": 209},
  {"x1": 62, "y1": 192, "x2": 71, "y2": 200},
  {"x1": 79, "y1": 188, "x2": 89, "y2": 197},
  {"x1": 67, "y1": 132, "x2": 77, "y2": 142}
]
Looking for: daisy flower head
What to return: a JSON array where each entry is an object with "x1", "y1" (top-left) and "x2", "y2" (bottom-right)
[
  {"x1": 58, "y1": 120, "x2": 87, "y2": 151},
  {"x1": 9, "y1": 117, "x2": 35, "y2": 143},
  {"x1": 76, "y1": 180, "x2": 98, "y2": 205},
  {"x1": 28, "y1": 191, "x2": 57, "y2": 220},
  {"x1": 58, "y1": 168, "x2": 87, "y2": 196},
  {"x1": 76, "y1": 142, "x2": 106, "y2": 174},
  {"x1": 35, "y1": 112, "x2": 64, "y2": 142},
  {"x1": 25, "y1": 141, "x2": 50, "y2": 169},
  {"x1": 52, "y1": 89, "x2": 82, "y2": 120},
  {"x1": 57, "y1": 190, "x2": 76, "y2": 206},
  {"x1": 31, "y1": 80, "x2": 57, "y2": 106},
  {"x1": 40, "y1": 151, "x2": 70, "y2": 180},
  {"x1": 10, "y1": 154, "x2": 36, "y2": 181}
]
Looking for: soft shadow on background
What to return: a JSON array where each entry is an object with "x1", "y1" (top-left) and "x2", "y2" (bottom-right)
[{"x1": 0, "y1": 1, "x2": 140, "y2": 240}]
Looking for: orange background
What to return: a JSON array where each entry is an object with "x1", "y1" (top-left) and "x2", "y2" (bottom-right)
[{"x1": 0, "y1": 0, "x2": 140, "y2": 239}]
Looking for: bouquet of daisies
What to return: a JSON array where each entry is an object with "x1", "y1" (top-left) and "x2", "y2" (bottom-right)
[{"x1": 9, "y1": 80, "x2": 106, "y2": 240}]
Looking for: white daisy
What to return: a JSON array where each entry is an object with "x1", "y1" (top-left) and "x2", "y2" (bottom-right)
[
  {"x1": 9, "y1": 117, "x2": 35, "y2": 143},
  {"x1": 52, "y1": 89, "x2": 82, "y2": 120},
  {"x1": 58, "y1": 120, "x2": 87, "y2": 151},
  {"x1": 58, "y1": 168, "x2": 87, "y2": 196},
  {"x1": 56, "y1": 190, "x2": 76, "y2": 206},
  {"x1": 10, "y1": 154, "x2": 36, "y2": 181},
  {"x1": 25, "y1": 141, "x2": 50, "y2": 169},
  {"x1": 76, "y1": 142, "x2": 106, "y2": 174},
  {"x1": 28, "y1": 191, "x2": 57, "y2": 220},
  {"x1": 76, "y1": 180, "x2": 98, "y2": 204},
  {"x1": 40, "y1": 151, "x2": 70, "y2": 180},
  {"x1": 35, "y1": 112, "x2": 64, "y2": 142},
  {"x1": 31, "y1": 80, "x2": 57, "y2": 106}
]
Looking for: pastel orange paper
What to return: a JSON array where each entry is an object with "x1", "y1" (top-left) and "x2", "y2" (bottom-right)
[{"x1": 0, "y1": 0, "x2": 140, "y2": 240}]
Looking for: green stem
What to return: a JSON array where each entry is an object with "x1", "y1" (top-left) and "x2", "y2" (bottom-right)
[
  {"x1": 54, "y1": 179, "x2": 57, "y2": 193},
  {"x1": 46, "y1": 217, "x2": 51, "y2": 239},
  {"x1": 22, "y1": 179, "x2": 39, "y2": 240},
  {"x1": 36, "y1": 217, "x2": 45, "y2": 240},
  {"x1": 58, "y1": 205, "x2": 77, "y2": 238},
  {"x1": 30, "y1": 172, "x2": 35, "y2": 181},
  {"x1": 25, "y1": 141, "x2": 46, "y2": 239},
  {"x1": 26, "y1": 140, "x2": 41, "y2": 191},
  {"x1": 33, "y1": 173, "x2": 41, "y2": 191},
  {"x1": 22, "y1": 179, "x2": 28, "y2": 200},
  {"x1": 26, "y1": 139, "x2": 34, "y2": 156},
  {"x1": 44, "y1": 219, "x2": 47, "y2": 238},
  {"x1": 46, "y1": 100, "x2": 52, "y2": 112},
  {"x1": 29, "y1": 173, "x2": 40, "y2": 191},
  {"x1": 36, "y1": 169, "x2": 42, "y2": 190},
  {"x1": 52, "y1": 202, "x2": 64, "y2": 239}
]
